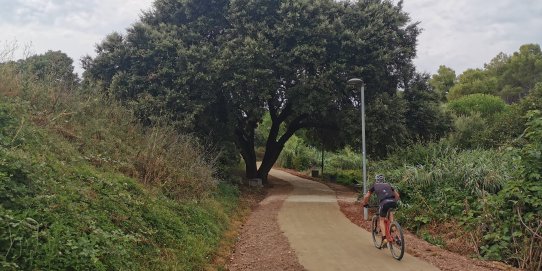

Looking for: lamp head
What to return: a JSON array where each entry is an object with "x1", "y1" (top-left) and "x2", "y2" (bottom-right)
[{"x1": 347, "y1": 78, "x2": 363, "y2": 84}]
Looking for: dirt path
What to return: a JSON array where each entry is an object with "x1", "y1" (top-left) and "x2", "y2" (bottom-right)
[
  {"x1": 272, "y1": 168, "x2": 440, "y2": 271},
  {"x1": 227, "y1": 177, "x2": 305, "y2": 271}
]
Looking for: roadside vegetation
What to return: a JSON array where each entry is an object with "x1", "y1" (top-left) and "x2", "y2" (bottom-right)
[
  {"x1": 272, "y1": 44, "x2": 542, "y2": 270},
  {"x1": 0, "y1": 50, "x2": 241, "y2": 270}
]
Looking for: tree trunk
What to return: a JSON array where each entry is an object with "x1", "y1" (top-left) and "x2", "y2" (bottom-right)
[
  {"x1": 242, "y1": 151, "x2": 257, "y2": 179},
  {"x1": 239, "y1": 141, "x2": 257, "y2": 179},
  {"x1": 255, "y1": 113, "x2": 305, "y2": 183},
  {"x1": 235, "y1": 123, "x2": 258, "y2": 180},
  {"x1": 256, "y1": 142, "x2": 283, "y2": 184}
]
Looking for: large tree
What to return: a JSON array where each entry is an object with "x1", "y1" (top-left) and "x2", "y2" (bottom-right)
[{"x1": 83, "y1": 0, "x2": 420, "y2": 183}]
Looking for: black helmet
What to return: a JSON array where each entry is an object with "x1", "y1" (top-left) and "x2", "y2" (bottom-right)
[{"x1": 375, "y1": 174, "x2": 385, "y2": 183}]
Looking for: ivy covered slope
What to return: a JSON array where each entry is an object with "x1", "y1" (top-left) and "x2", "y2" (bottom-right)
[{"x1": 0, "y1": 62, "x2": 239, "y2": 270}]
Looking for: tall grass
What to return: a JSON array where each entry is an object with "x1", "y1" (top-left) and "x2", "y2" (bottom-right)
[
  {"x1": 1, "y1": 51, "x2": 236, "y2": 270},
  {"x1": 1, "y1": 58, "x2": 216, "y2": 200},
  {"x1": 381, "y1": 141, "x2": 511, "y2": 196}
]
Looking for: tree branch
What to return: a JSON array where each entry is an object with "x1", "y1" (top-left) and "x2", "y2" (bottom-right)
[
  {"x1": 516, "y1": 206, "x2": 542, "y2": 240},
  {"x1": 268, "y1": 99, "x2": 277, "y2": 121},
  {"x1": 278, "y1": 114, "x2": 308, "y2": 146},
  {"x1": 277, "y1": 103, "x2": 292, "y2": 123}
]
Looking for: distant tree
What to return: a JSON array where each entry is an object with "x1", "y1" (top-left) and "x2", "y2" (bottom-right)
[
  {"x1": 497, "y1": 44, "x2": 542, "y2": 103},
  {"x1": 429, "y1": 65, "x2": 456, "y2": 102},
  {"x1": 84, "y1": 0, "x2": 420, "y2": 182},
  {"x1": 447, "y1": 44, "x2": 542, "y2": 103},
  {"x1": 447, "y1": 69, "x2": 498, "y2": 100},
  {"x1": 82, "y1": 33, "x2": 127, "y2": 92},
  {"x1": 364, "y1": 92, "x2": 409, "y2": 158},
  {"x1": 404, "y1": 73, "x2": 451, "y2": 141},
  {"x1": 18, "y1": 50, "x2": 78, "y2": 88},
  {"x1": 484, "y1": 52, "x2": 510, "y2": 76}
]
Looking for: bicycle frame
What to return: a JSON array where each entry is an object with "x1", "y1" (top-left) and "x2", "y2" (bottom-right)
[{"x1": 383, "y1": 215, "x2": 393, "y2": 242}]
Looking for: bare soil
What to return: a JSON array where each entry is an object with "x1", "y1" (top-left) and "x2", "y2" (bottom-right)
[
  {"x1": 227, "y1": 176, "x2": 305, "y2": 271},
  {"x1": 208, "y1": 181, "x2": 267, "y2": 270}
]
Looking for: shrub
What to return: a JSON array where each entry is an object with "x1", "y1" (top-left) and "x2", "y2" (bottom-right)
[
  {"x1": 482, "y1": 110, "x2": 542, "y2": 269},
  {"x1": 327, "y1": 147, "x2": 361, "y2": 170},
  {"x1": 449, "y1": 113, "x2": 487, "y2": 148},
  {"x1": 447, "y1": 93, "x2": 507, "y2": 118},
  {"x1": 276, "y1": 135, "x2": 319, "y2": 170},
  {"x1": 371, "y1": 141, "x2": 512, "y2": 232}
]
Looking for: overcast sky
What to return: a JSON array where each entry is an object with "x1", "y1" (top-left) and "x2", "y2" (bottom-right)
[{"x1": 1, "y1": 0, "x2": 541, "y2": 76}]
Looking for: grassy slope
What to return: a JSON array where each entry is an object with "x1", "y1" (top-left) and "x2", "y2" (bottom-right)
[{"x1": 0, "y1": 92, "x2": 239, "y2": 270}]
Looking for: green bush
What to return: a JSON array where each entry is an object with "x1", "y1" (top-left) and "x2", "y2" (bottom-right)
[
  {"x1": 324, "y1": 169, "x2": 361, "y2": 186},
  {"x1": 0, "y1": 60, "x2": 239, "y2": 270},
  {"x1": 370, "y1": 141, "x2": 512, "y2": 231},
  {"x1": 276, "y1": 135, "x2": 319, "y2": 170},
  {"x1": 482, "y1": 111, "x2": 542, "y2": 269},
  {"x1": 447, "y1": 93, "x2": 507, "y2": 118},
  {"x1": 449, "y1": 113, "x2": 487, "y2": 148},
  {"x1": 327, "y1": 147, "x2": 361, "y2": 170}
]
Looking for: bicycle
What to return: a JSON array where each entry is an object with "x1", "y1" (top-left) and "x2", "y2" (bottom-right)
[{"x1": 365, "y1": 205, "x2": 405, "y2": 260}]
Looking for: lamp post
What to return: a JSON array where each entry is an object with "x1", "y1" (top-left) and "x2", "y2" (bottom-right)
[{"x1": 347, "y1": 78, "x2": 368, "y2": 220}]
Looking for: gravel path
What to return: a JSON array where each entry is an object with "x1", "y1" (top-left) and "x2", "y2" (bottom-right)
[{"x1": 227, "y1": 177, "x2": 305, "y2": 271}]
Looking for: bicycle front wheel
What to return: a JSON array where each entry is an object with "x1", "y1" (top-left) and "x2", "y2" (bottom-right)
[
  {"x1": 371, "y1": 215, "x2": 383, "y2": 249},
  {"x1": 388, "y1": 221, "x2": 405, "y2": 260}
]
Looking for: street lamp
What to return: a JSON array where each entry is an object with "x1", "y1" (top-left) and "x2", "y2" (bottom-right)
[{"x1": 347, "y1": 78, "x2": 368, "y2": 220}]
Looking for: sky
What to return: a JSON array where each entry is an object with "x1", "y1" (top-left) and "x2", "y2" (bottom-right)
[{"x1": 1, "y1": 0, "x2": 541, "y2": 76}]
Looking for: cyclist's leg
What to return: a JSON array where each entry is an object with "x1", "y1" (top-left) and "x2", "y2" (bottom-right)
[
  {"x1": 378, "y1": 204, "x2": 387, "y2": 238},
  {"x1": 379, "y1": 217, "x2": 386, "y2": 236},
  {"x1": 380, "y1": 200, "x2": 396, "y2": 237}
]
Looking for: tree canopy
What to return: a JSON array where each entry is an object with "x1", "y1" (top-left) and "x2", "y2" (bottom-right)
[
  {"x1": 429, "y1": 65, "x2": 455, "y2": 102},
  {"x1": 83, "y1": 0, "x2": 422, "y2": 182},
  {"x1": 447, "y1": 44, "x2": 542, "y2": 103},
  {"x1": 1, "y1": 50, "x2": 79, "y2": 88}
]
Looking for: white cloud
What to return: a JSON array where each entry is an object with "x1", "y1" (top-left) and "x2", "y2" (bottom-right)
[
  {"x1": 403, "y1": 0, "x2": 542, "y2": 74},
  {"x1": 0, "y1": 0, "x2": 154, "y2": 74},
  {"x1": 1, "y1": 0, "x2": 541, "y2": 76}
]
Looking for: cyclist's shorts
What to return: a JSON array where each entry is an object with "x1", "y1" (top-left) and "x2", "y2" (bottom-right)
[{"x1": 379, "y1": 199, "x2": 397, "y2": 217}]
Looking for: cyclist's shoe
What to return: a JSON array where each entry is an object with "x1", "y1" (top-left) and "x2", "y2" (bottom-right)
[{"x1": 380, "y1": 238, "x2": 388, "y2": 249}]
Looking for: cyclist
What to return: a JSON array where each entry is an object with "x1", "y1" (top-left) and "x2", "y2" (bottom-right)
[{"x1": 360, "y1": 174, "x2": 400, "y2": 248}]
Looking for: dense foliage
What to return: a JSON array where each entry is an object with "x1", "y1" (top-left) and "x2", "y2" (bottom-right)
[
  {"x1": 483, "y1": 111, "x2": 542, "y2": 270},
  {"x1": 0, "y1": 53, "x2": 239, "y2": 270},
  {"x1": 429, "y1": 65, "x2": 456, "y2": 102},
  {"x1": 448, "y1": 44, "x2": 542, "y2": 103}
]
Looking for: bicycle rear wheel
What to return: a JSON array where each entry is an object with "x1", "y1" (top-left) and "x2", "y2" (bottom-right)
[
  {"x1": 371, "y1": 215, "x2": 383, "y2": 249},
  {"x1": 388, "y1": 221, "x2": 405, "y2": 260}
]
